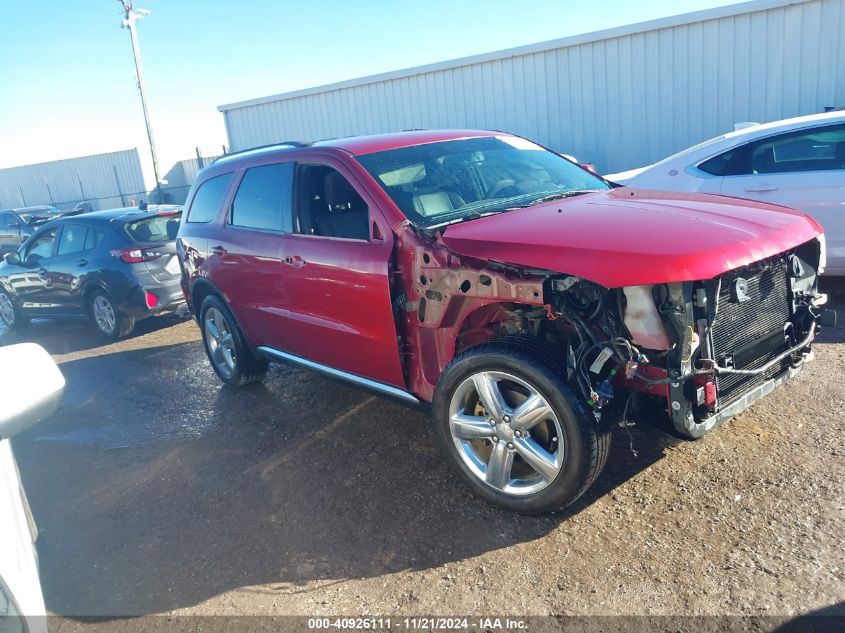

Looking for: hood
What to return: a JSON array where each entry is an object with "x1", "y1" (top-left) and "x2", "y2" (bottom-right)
[
  {"x1": 604, "y1": 165, "x2": 651, "y2": 183},
  {"x1": 440, "y1": 188, "x2": 822, "y2": 288}
]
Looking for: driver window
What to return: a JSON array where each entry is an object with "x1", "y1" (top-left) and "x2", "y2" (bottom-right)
[
  {"x1": 294, "y1": 165, "x2": 370, "y2": 240},
  {"x1": 25, "y1": 228, "x2": 58, "y2": 263}
]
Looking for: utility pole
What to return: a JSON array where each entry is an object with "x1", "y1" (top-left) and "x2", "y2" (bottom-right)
[{"x1": 118, "y1": 0, "x2": 161, "y2": 199}]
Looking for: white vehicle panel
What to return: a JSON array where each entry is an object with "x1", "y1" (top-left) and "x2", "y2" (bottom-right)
[{"x1": 606, "y1": 110, "x2": 845, "y2": 273}]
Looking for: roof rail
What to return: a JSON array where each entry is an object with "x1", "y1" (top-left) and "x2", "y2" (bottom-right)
[{"x1": 213, "y1": 140, "x2": 310, "y2": 163}]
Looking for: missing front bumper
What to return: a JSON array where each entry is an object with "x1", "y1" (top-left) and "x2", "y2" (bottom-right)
[{"x1": 672, "y1": 362, "x2": 806, "y2": 439}]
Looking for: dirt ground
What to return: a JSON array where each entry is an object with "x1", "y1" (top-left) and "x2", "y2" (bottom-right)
[{"x1": 2, "y1": 281, "x2": 844, "y2": 627}]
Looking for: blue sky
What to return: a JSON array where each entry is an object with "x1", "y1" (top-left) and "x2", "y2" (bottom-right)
[{"x1": 0, "y1": 0, "x2": 741, "y2": 174}]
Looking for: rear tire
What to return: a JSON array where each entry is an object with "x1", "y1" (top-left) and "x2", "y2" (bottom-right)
[
  {"x1": 90, "y1": 290, "x2": 134, "y2": 339},
  {"x1": 432, "y1": 336, "x2": 610, "y2": 514},
  {"x1": 199, "y1": 295, "x2": 267, "y2": 387},
  {"x1": 0, "y1": 290, "x2": 28, "y2": 330}
]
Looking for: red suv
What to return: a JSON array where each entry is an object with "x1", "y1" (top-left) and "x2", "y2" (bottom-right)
[{"x1": 177, "y1": 130, "x2": 832, "y2": 514}]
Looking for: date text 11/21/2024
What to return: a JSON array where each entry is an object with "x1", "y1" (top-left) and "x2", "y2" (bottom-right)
[{"x1": 307, "y1": 617, "x2": 527, "y2": 630}]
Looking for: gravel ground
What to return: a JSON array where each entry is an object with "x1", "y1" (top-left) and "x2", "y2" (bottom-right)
[{"x1": 2, "y1": 281, "x2": 843, "y2": 628}]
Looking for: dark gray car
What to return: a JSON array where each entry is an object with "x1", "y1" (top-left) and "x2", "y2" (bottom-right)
[{"x1": 0, "y1": 206, "x2": 185, "y2": 338}]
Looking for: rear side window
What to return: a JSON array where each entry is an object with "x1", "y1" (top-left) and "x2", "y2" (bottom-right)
[
  {"x1": 230, "y1": 163, "x2": 294, "y2": 232},
  {"x1": 57, "y1": 224, "x2": 88, "y2": 255},
  {"x1": 84, "y1": 229, "x2": 104, "y2": 251},
  {"x1": 698, "y1": 150, "x2": 741, "y2": 176},
  {"x1": 187, "y1": 174, "x2": 232, "y2": 223},
  {"x1": 125, "y1": 212, "x2": 183, "y2": 242}
]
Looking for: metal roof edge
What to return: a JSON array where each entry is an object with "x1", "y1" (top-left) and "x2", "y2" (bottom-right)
[
  {"x1": 217, "y1": 0, "x2": 811, "y2": 112},
  {"x1": 0, "y1": 148, "x2": 141, "y2": 173}
]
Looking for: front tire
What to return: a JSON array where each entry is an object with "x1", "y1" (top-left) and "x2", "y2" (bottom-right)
[
  {"x1": 199, "y1": 295, "x2": 267, "y2": 387},
  {"x1": 90, "y1": 290, "x2": 134, "y2": 339},
  {"x1": 432, "y1": 337, "x2": 610, "y2": 514},
  {"x1": 0, "y1": 290, "x2": 28, "y2": 330}
]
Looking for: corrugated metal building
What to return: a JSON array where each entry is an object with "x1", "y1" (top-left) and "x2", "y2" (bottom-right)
[
  {"x1": 218, "y1": 0, "x2": 845, "y2": 174},
  {"x1": 0, "y1": 149, "x2": 147, "y2": 211},
  {"x1": 161, "y1": 154, "x2": 223, "y2": 203}
]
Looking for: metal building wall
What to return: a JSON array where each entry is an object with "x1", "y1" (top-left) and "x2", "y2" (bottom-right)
[
  {"x1": 218, "y1": 0, "x2": 844, "y2": 174},
  {"x1": 160, "y1": 155, "x2": 223, "y2": 203},
  {"x1": 0, "y1": 149, "x2": 147, "y2": 211}
]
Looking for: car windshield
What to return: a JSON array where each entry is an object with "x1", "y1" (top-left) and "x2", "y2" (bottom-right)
[
  {"x1": 124, "y1": 211, "x2": 182, "y2": 242},
  {"x1": 18, "y1": 207, "x2": 58, "y2": 225},
  {"x1": 356, "y1": 136, "x2": 610, "y2": 228}
]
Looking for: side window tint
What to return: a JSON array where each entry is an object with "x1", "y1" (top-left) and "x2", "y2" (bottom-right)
[
  {"x1": 0, "y1": 213, "x2": 8, "y2": 229},
  {"x1": 750, "y1": 123, "x2": 845, "y2": 174},
  {"x1": 295, "y1": 165, "x2": 370, "y2": 240},
  {"x1": 58, "y1": 224, "x2": 88, "y2": 255},
  {"x1": 84, "y1": 229, "x2": 104, "y2": 251},
  {"x1": 699, "y1": 149, "x2": 747, "y2": 176},
  {"x1": 187, "y1": 174, "x2": 232, "y2": 223},
  {"x1": 25, "y1": 228, "x2": 57, "y2": 262},
  {"x1": 230, "y1": 163, "x2": 294, "y2": 232}
]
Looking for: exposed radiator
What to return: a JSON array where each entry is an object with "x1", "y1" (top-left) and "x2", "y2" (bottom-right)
[{"x1": 706, "y1": 257, "x2": 793, "y2": 407}]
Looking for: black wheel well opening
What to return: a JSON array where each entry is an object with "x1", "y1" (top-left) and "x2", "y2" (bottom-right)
[
  {"x1": 453, "y1": 302, "x2": 572, "y2": 362},
  {"x1": 191, "y1": 281, "x2": 218, "y2": 317}
]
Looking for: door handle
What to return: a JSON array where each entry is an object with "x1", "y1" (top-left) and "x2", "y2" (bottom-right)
[
  {"x1": 744, "y1": 185, "x2": 779, "y2": 193},
  {"x1": 211, "y1": 245, "x2": 228, "y2": 255},
  {"x1": 76, "y1": 258, "x2": 88, "y2": 266},
  {"x1": 283, "y1": 255, "x2": 306, "y2": 268}
]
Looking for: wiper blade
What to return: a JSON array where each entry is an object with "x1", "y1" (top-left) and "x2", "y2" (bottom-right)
[
  {"x1": 431, "y1": 209, "x2": 505, "y2": 230},
  {"x1": 505, "y1": 190, "x2": 600, "y2": 210}
]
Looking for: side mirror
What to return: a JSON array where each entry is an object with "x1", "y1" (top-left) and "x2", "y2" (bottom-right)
[
  {"x1": 0, "y1": 344, "x2": 65, "y2": 440},
  {"x1": 4, "y1": 252, "x2": 21, "y2": 265},
  {"x1": 8, "y1": 221, "x2": 21, "y2": 229}
]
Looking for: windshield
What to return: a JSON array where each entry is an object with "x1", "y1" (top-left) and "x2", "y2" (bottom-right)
[
  {"x1": 124, "y1": 212, "x2": 182, "y2": 242},
  {"x1": 356, "y1": 136, "x2": 609, "y2": 228}
]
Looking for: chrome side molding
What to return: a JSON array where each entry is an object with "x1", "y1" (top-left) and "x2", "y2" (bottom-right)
[{"x1": 256, "y1": 346, "x2": 420, "y2": 405}]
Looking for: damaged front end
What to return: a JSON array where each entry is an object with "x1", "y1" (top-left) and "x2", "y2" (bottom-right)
[
  {"x1": 397, "y1": 218, "x2": 833, "y2": 439},
  {"x1": 547, "y1": 237, "x2": 834, "y2": 438}
]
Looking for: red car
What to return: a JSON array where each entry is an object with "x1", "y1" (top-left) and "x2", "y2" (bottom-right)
[{"x1": 177, "y1": 130, "x2": 832, "y2": 514}]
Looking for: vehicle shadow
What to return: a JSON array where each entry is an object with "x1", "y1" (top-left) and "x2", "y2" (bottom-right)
[
  {"x1": 816, "y1": 278, "x2": 845, "y2": 344},
  {"x1": 11, "y1": 341, "x2": 672, "y2": 618},
  {"x1": 0, "y1": 312, "x2": 191, "y2": 356}
]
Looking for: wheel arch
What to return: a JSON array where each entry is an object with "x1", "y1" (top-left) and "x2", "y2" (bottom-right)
[
  {"x1": 414, "y1": 299, "x2": 555, "y2": 400},
  {"x1": 190, "y1": 279, "x2": 257, "y2": 349},
  {"x1": 0, "y1": 278, "x2": 15, "y2": 296},
  {"x1": 190, "y1": 278, "x2": 224, "y2": 318},
  {"x1": 82, "y1": 281, "x2": 110, "y2": 316}
]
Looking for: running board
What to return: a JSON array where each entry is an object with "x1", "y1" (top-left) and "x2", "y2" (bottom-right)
[{"x1": 256, "y1": 346, "x2": 420, "y2": 405}]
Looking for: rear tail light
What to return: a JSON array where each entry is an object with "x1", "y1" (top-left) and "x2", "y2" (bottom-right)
[
  {"x1": 144, "y1": 291, "x2": 158, "y2": 309},
  {"x1": 111, "y1": 246, "x2": 164, "y2": 263}
]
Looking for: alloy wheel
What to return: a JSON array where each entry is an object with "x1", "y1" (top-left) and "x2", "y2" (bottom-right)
[
  {"x1": 93, "y1": 295, "x2": 116, "y2": 334},
  {"x1": 204, "y1": 307, "x2": 237, "y2": 379},
  {"x1": 0, "y1": 293, "x2": 14, "y2": 326},
  {"x1": 447, "y1": 371, "x2": 564, "y2": 496}
]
